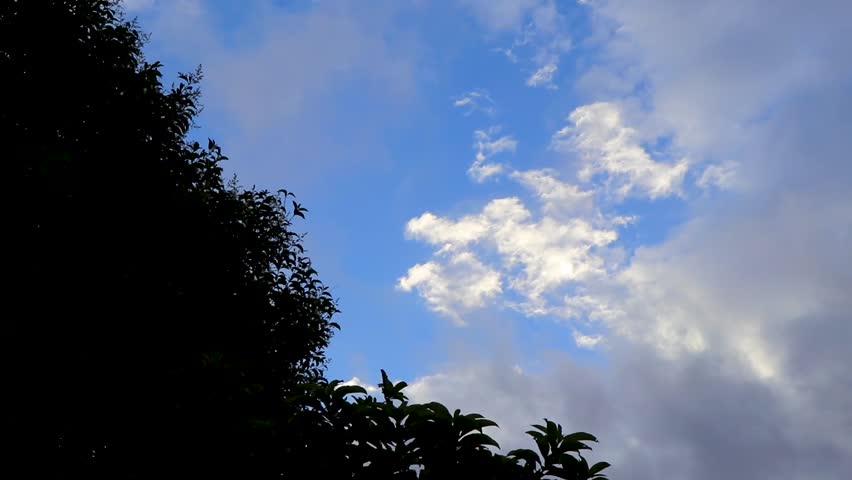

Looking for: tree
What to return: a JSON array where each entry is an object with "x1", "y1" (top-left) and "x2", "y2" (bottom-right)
[
  {"x1": 1, "y1": 1, "x2": 610, "y2": 478},
  {"x1": 3, "y1": 0, "x2": 337, "y2": 476}
]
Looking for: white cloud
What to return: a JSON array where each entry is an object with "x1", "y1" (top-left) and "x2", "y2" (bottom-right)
[
  {"x1": 402, "y1": 195, "x2": 620, "y2": 314},
  {"x1": 512, "y1": 169, "x2": 594, "y2": 216},
  {"x1": 340, "y1": 377, "x2": 380, "y2": 395},
  {"x1": 469, "y1": 162, "x2": 505, "y2": 183},
  {"x1": 494, "y1": 216, "x2": 617, "y2": 301},
  {"x1": 552, "y1": 102, "x2": 688, "y2": 199},
  {"x1": 453, "y1": 89, "x2": 496, "y2": 116},
  {"x1": 397, "y1": 252, "x2": 502, "y2": 325},
  {"x1": 468, "y1": 127, "x2": 517, "y2": 182},
  {"x1": 526, "y1": 62, "x2": 558, "y2": 89},
  {"x1": 573, "y1": 330, "x2": 603, "y2": 349},
  {"x1": 405, "y1": 211, "x2": 489, "y2": 253}
]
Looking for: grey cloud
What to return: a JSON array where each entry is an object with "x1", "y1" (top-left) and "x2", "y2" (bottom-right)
[
  {"x1": 139, "y1": 0, "x2": 417, "y2": 188},
  {"x1": 149, "y1": 0, "x2": 414, "y2": 130},
  {"x1": 592, "y1": 0, "x2": 852, "y2": 156},
  {"x1": 409, "y1": 336, "x2": 852, "y2": 480}
]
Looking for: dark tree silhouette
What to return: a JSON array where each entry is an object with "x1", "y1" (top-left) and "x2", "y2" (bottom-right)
[
  {"x1": 1, "y1": 1, "x2": 611, "y2": 478},
  {"x1": 3, "y1": 0, "x2": 337, "y2": 476}
]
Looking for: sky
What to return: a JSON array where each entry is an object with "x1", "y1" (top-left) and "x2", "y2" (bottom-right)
[{"x1": 123, "y1": 1, "x2": 852, "y2": 478}]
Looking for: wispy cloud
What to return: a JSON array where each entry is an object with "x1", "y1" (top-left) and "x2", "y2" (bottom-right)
[
  {"x1": 460, "y1": 0, "x2": 570, "y2": 89},
  {"x1": 526, "y1": 62, "x2": 558, "y2": 89},
  {"x1": 468, "y1": 127, "x2": 517, "y2": 182},
  {"x1": 453, "y1": 89, "x2": 496, "y2": 116}
]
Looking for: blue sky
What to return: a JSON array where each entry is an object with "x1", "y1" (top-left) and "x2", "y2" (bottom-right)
[{"x1": 124, "y1": 1, "x2": 852, "y2": 478}]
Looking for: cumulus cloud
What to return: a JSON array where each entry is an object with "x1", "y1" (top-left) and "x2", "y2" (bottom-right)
[
  {"x1": 552, "y1": 102, "x2": 688, "y2": 199},
  {"x1": 397, "y1": 252, "x2": 502, "y2": 325},
  {"x1": 405, "y1": 211, "x2": 490, "y2": 253},
  {"x1": 511, "y1": 169, "x2": 594, "y2": 216},
  {"x1": 494, "y1": 215, "x2": 616, "y2": 301},
  {"x1": 403, "y1": 193, "x2": 621, "y2": 315}
]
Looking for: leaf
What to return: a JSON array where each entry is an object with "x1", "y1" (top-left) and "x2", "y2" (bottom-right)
[
  {"x1": 564, "y1": 431, "x2": 598, "y2": 443},
  {"x1": 533, "y1": 435, "x2": 550, "y2": 458},
  {"x1": 589, "y1": 461, "x2": 611, "y2": 475},
  {"x1": 460, "y1": 432, "x2": 500, "y2": 449},
  {"x1": 380, "y1": 370, "x2": 392, "y2": 389},
  {"x1": 508, "y1": 448, "x2": 541, "y2": 468},
  {"x1": 475, "y1": 418, "x2": 499, "y2": 429},
  {"x1": 393, "y1": 381, "x2": 409, "y2": 392},
  {"x1": 558, "y1": 453, "x2": 579, "y2": 467},
  {"x1": 546, "y1": 419, "x2": 559, "y2": 438},
  {"x1": 334, "y1": 385, "x2": 368, "y2": 397},
  {"x1": 560, "y1": 439, "x2": 593, "y2": 452}
]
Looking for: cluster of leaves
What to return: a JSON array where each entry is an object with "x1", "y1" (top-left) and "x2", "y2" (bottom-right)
[{"x1": 276, "y1": 371, "x2": 611, "y2": 479}]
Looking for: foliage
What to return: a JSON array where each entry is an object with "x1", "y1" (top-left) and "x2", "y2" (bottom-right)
[{"x1": 276, "y1": 370, "x2": 611, "y2": 479}]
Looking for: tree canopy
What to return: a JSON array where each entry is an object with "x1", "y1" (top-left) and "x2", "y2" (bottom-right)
[
  {"x1": 1, "y1": 1, "x2": 611, "y2": 478},
  {"x1": 282, "y1": 371, "x2": 611, "y2": 479},
  {"x1": 4, "y1": 0, "x2": 337, "y2": 475}
]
